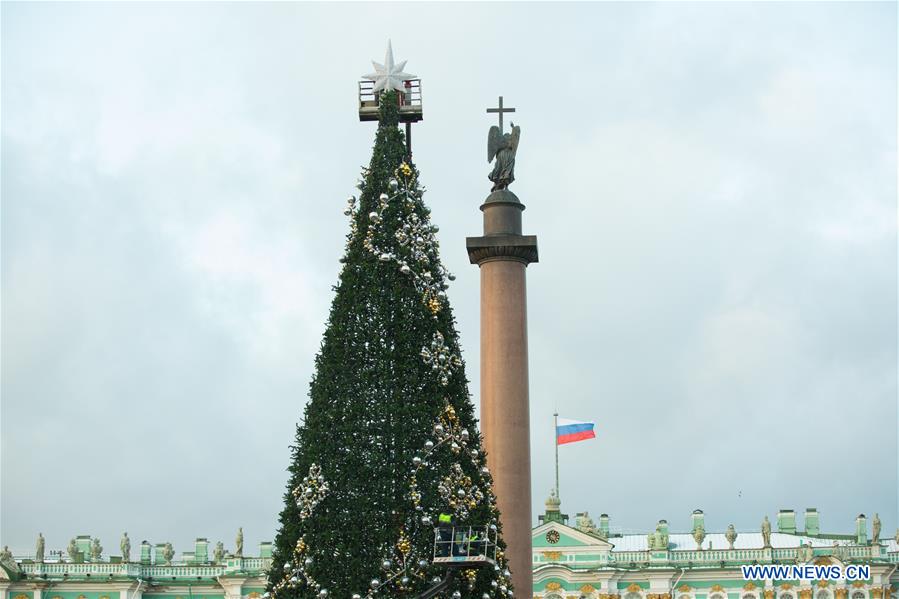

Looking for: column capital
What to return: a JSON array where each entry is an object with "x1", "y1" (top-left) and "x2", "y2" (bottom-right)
[{"x1": 466, "y1": 235, "x2": 538, "y2": 265}]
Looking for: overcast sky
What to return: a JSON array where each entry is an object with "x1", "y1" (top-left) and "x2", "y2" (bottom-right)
[{"x1": 2, "y1": 2, "x2": 896, "y2": 557}]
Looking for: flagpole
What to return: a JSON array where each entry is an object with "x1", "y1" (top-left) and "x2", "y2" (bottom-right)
[{"x1": 554, "y1": 412, "x2": 559, "y2": 501}]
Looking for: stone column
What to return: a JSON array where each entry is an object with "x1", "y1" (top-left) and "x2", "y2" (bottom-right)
[{"x1": 467, "y1": 189, "x2": 538, "y2": 596}]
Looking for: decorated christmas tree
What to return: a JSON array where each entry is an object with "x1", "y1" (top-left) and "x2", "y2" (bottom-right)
[{"x1": 265, "y1": 90, "x2": 514, "y2": 599}]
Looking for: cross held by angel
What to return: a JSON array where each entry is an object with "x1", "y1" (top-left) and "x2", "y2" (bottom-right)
[{"x1": 486, "y1": 96, "x2": 521, "y2": 192}]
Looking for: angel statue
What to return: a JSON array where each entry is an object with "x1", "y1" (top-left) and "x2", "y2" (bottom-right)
[{"x1": 487, "y1": 122, "x2": 521, "y2": 192}]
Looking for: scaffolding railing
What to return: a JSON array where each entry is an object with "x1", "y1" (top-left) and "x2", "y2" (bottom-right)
[
  {"x1": 432, "y1": 525, "x2": 497, "y2": 565},
  {"x1": 358, "y1": 79, "x2": 423, "y2": 122}
]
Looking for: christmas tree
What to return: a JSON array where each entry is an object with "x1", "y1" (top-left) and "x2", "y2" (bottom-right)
[{"x1": 266, "y1": 91, "x2": 514, "y2": 599}]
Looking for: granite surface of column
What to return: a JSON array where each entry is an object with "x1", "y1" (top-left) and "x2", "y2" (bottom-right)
[{"x1": 466, "y1": 189, "x2": 538, "y2": 596}]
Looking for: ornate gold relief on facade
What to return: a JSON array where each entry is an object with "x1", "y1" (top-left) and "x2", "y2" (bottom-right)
[{"x1": 542, "y1": 551, "x2": 563, "y2": 560}]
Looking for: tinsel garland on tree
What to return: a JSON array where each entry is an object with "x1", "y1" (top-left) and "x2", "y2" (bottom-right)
[{"x1": 266, "y1": 91, "x2": 514, "y2": 599}]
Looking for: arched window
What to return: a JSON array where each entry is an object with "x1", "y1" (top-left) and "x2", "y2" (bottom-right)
[
  {"x1": 744, "y1": 593, "x2": 758, "y2": 599},
  {"x1": 817, "y1": 590, "x2": 831, "y2": 599},
  {"x1": 625, "y1": 591, "x2": 642, "y2": 599},
  {"x1": 851, "y1": 592, "x2": 866, "y2": 599},
  {"x1": 711, "y1": 593, "x2": 726, "y2": 599},
  {"x1": 780, "y1": 593, "x2": 795, "y2": 599}
]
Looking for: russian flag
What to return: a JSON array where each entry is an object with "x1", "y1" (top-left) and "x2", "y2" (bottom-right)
[{"x1": 556, "y1": 418, "x2": 596, "y2": 445}]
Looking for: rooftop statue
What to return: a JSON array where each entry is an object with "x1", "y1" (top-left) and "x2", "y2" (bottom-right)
[
  {"x1": 575, "y1": 511, "x2": 597, "y2": 535},
  {"x1": 761, "y1": 516, "x2": 772, "y2": 548},
  {"x1": 67, "y1": 538, "x2": 78, "y2": 560},
  {"x1": 91, "y1": 537, "x2": 103, "y2": 561},
  {"x1": 121, "y1": 532, "x2": 130, "y2": 563},
  {"x1": 214, "y1": 541, "x2": 224, "y2": 564},
  {"x1": 0, "y1": 546, "x2": 11, "y2": 561},
  {"x1": 871, "y1": 512, "x2": 881, "y2": 545},
  {"x1": 872, "y1": 513, "x2": 881, "y2": 544},
  {"x1": 235, "y1": 527, "x2": 244, "y2": 558},
  {"x1": 162, "y1": 542, "x2": 174, "y2": 566},
  {"x1": 35, "y1": 533, "x2": 45, "y2": 563}
]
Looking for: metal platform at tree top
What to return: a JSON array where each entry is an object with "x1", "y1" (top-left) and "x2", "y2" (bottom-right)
[{"x1": 358, "y1": 79, "x2": 423, "y2": 123}]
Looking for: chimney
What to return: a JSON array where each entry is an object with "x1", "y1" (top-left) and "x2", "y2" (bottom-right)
[
  {"x1": 259, "y1": 542, "x2": 273, "y2": 558},
  {"x1": 140, "y1": 541, "x2": 152, "y2": 565},
  {"x1": 804, "y1": 508, "x2": 819, "y2": 536},
  {"x1": 856, "y1": 514, "x2": 867, "y2": 545},
  {"x1": 691, "y1": 509, "x2": 705, "y2": 532},
  {"x1": 777, "y1": 509, "x2": 796, "y2": 534},
  {"x1": 599, "y1": 514, "x2": 610, "y2": 538},
  {"x1": 194, "y1": 538, "x2": 208, "y2": 563}
]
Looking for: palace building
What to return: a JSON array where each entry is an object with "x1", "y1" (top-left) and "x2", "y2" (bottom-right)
[{"x1": 2, "y1": 498, "x2": 897, "y2": 599}]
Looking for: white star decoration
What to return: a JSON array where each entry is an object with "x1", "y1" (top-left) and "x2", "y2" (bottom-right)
[{"x1": 363, "y1": 40, "x2": 416, "y2": 94}]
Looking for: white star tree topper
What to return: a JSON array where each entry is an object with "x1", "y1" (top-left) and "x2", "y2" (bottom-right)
[{"x1": 363, "y1": 40, "x2": 416, "y2": 94}]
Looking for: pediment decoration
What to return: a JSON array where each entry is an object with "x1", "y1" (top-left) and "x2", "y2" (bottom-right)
[
  {"x1": 781, "y1": 585, "x2": 794, "y2": 591},
  {"x1": 627, "y1": 584, "x2": 642, "y2": 593},
  {"x1": 711, "y1": 586, "x2": 726, "y2": 593},
  {"x1": 533, "y1": 522, "x2": 614, "y2": 550},
  {"x1": 745, "y1": 584, "x2": 758, "y2": 591},
  {"x1": 581, "y1": 586, "x2": 597, "y2": 594},
  {"x1": 679, "y1": 587, "x2": 692, "y2": 593},
  {"x1": 818, "y1": 582, "x2": 831, "y2": 589},
  {"x1": 852, "y1": 583, "x2": 865, "y2": 589},
  {"x1": 547, "y1": 583, "x2": 563, "y2": 592}
]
